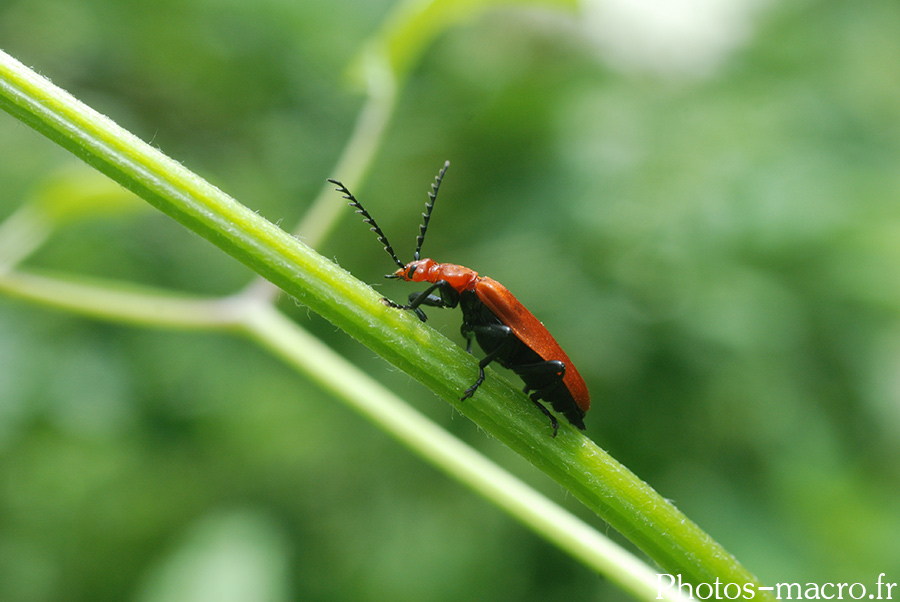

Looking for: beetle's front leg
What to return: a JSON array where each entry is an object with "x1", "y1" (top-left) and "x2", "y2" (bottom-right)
[{"x1": 382, "y1": 280, "x2": 459, "y2": 322}]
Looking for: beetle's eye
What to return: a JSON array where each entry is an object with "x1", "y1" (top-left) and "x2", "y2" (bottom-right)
[{"x1": 407, "y1": 266, "x2": 417, "y2": 279}]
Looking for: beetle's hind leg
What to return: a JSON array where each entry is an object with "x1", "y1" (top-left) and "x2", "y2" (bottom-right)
[
  {"x1": 516, "y1": 360, "x2": 567, "y2": 437},
  {"x1": 518, "y1": 360, "x2": 566, "y2": 398},
  {"x1": 527, "y1": 399, "x2": 559, "y2": 437}
]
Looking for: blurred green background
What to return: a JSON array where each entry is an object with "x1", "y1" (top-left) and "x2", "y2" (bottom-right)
[{"x1": 2, "y1": 0, "x2": 899, "y2": 600}]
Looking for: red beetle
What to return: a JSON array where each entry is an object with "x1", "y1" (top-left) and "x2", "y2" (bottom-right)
[{"x1": 329, "y1": 162, "x2": 590, "y2": 435}]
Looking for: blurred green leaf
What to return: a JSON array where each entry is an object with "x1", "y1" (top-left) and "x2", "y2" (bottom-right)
[
  {"x1": 30, "y1": 165, "x2": 146, "y2": 225},
  {"x1": 354, "y1": 0, "x2": 578, "y2": 85},
  {"x1": 137, "y1": 511, "x2": 290, "y2": 602}
]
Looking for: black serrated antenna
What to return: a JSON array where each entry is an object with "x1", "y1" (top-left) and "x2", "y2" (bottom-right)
[
  {"x1": 414, "y1": 161, "x2": 449, "y2": 261},
  {"x1": 327, "y1": 178, "x2": 406, "y2": 269}
]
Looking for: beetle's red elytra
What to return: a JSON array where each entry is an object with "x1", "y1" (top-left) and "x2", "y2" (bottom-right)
[{"x1": 328, "y1": 162, "x2": 590, "y2": 436}]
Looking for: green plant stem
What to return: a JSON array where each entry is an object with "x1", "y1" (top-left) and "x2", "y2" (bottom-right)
[
  {"x1": 0, "y1": 49, "x2": 772, "y2": 597},
  {"x1": 0, "y1": 266, "x2": 686, "y2": 602}
]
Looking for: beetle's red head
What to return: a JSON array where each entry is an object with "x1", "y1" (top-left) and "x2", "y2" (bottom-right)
[{"x1": 387, "y1": 258, "x2": 435, "y2": 282}]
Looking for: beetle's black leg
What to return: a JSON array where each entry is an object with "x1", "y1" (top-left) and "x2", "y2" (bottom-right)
[
  {"x1": 517, "y1": 360, "x2": 566, "y2": 398},
  {"x1": 382, "y1": 297, "x2": 427, "y2": 321},
  {"x1": 460, "y1": 321, "x2": 476, "y2": 354},
  {"x1": 457, "y1": 325, "x2": 565, "y2": 436},
  {"x1": 407, "y1": 292, "x2": 443, "y2": 307},
  {"x1": 517, "y1": 359, "x2": 566, "y2": 379},
  {"x1": 517, "y1": 361, "x2": 566, "y2": 437},
  {"x1": 459, "y1": 324, "x2": 514, "y2": 401},
  {"x1": 464, "y1": 334, "x2": 474, "y2": 354},
  {"x1": 382, "y1": 280, "x2": 459, "y2": 322},
  {"x1": 409, "y1": 280, "x2": 459, "y2": 310},
  {"x1": 459, "y1": 354, "x2": 491, "y2": 401},
  {"x1": 527, "y1": 399, "x2": 559, "y2": 437}
]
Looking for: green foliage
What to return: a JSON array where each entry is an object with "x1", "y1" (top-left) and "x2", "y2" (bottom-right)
[{"x1": 1, "y1": 0, "x2": 899, "y2": 600}]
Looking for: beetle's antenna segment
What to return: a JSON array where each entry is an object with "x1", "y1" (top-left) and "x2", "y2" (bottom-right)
[
  {"x1": 414, "y1": 161, "x2": 449, "y2": 261},
  {"x1": 328, "y1": 179, "x2": 405, "y2": 269}
]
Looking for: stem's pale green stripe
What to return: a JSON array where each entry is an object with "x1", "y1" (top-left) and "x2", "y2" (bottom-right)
[{"x1": 0, "y1": 49, "x2": 771, "y2": 597}]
